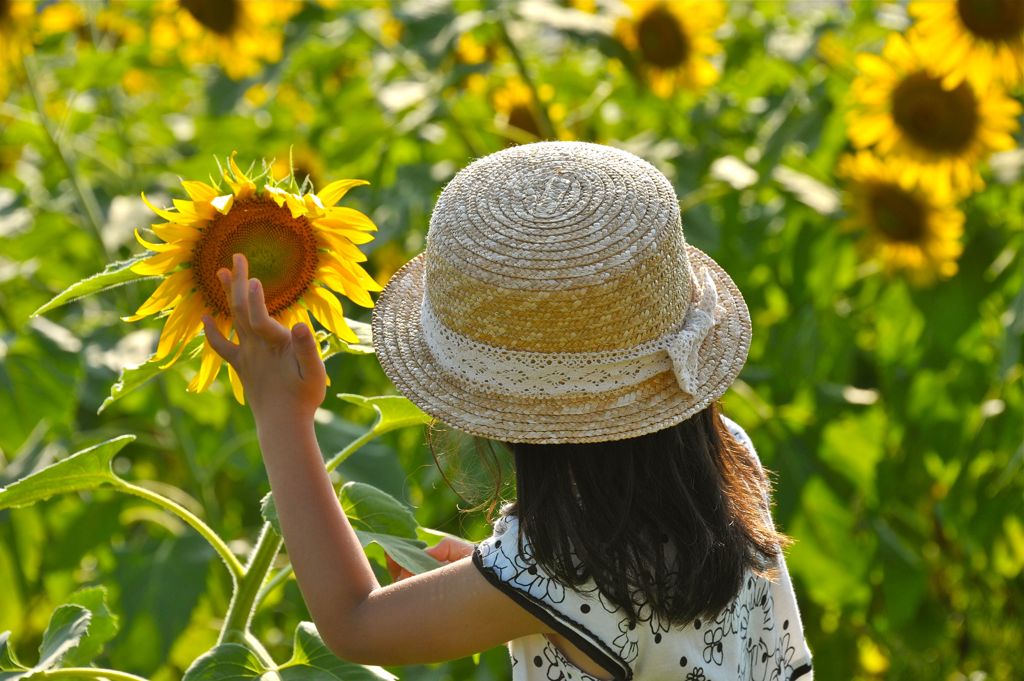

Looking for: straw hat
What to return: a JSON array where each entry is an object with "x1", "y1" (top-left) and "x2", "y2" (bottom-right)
[{"x1": 372, "y1": 141, "x2": 751, "y2": 444}]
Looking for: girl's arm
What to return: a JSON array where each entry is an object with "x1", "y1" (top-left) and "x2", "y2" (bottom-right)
[{"x1": 203, "y1": 254, "x2": 549, "y2": 664}]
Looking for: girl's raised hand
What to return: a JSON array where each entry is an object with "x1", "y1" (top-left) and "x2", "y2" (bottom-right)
[{"x1": 202, "y1": 253, "x2": 327, "y2": 420}]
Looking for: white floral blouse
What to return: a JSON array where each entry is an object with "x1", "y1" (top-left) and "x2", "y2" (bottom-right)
[{"x1": 471, "y1": 417, "x2": 814, "y2": 681}]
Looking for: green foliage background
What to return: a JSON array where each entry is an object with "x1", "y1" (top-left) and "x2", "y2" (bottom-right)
[{"x1": 1, "y1": 1, "x2": 1022, "y2": 679}]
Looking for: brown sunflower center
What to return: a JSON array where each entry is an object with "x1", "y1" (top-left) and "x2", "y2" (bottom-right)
[
  {"x1": 868, "y1": 183, "x2": 926, "y2": 243},
  {"x1": 0, "y1": 0, "x2": 11, "y2": 25},
  {"x1": 180, "y1": 0, "x2": 240, "y2": 36},
  {"x1": 191, "y1": 196, "x2": 320, "y2": 318},
  {"x1": 508, "y1": 103, "x2": 543, "y2": 139},
  {"x1": 891, "y1": 71, "x2": 979, "y2": 154},
  {"x1": 636, "y1": 4, "x2": 691, "y2": 68},
  {"x1": 957, "y1": 0, "x2": 1024, "y2": 43}
]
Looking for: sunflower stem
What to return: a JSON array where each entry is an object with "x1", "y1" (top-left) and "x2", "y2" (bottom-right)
[
  {"x1": 112, "y1": 479, "x2": 245, "y2": 580},
  {"x1": 495, "y1": 17, "x2": 557, "y2": 140},
  {"x1": 22, "y1": 56, "x2": 109, "y2": 260},
  {"x1": 219, "y1": 522, "x2": 283, "y2": 645}
]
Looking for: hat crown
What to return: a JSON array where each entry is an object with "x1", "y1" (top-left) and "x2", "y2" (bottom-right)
[{"x1": 424, "y1": 142, "x2": 694, "y2": 353}]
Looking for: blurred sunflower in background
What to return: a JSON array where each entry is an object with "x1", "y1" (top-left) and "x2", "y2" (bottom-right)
[
  {"x1": 272, "y1": 147, "x2": 325, "y2": 190},
  {"x1": 909, "y1": 0, "x2": 1024, "y2": 88},
  {"x1": 0, "y1": 0, "x2": 34, "y2": 95},
  {"x1": 847, "y1": 32, "x2": 1021, "y2": 198},
  {"x1": 150, "y1": 0, "x2": 301, "y2": 79},
  {"x1": 127, "y1": 155, "x2": 381, "y2": 403},
  {"x1": 492, "y1": 78, "x2": 569, "y2": 144},
  {"x1": 839, "y1": 152, "x2": 965, "y2": 284},
  {"x1": 454, "y1": 31, "x2": 499, "y2": 94},
  {"x1": 614, "y1": 0, "x2": 725, "y2": 97}
]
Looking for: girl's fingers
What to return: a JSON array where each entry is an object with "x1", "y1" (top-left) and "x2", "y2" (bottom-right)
[
  {"x1": 226, "y1": 253, "x2": 253, "y2": 338},
  {"x1": 248, "y1": 278, "x2": 290, "y2": 343},
  {"x1": 202, "y1": 314, "x2": 239, "y2": 364},
  {"x1": 291, "y1": 322, "x2": 324, "y2": 382},
  {"x1": 426, "y1": 536, "x2": 475, "y2": 563}
]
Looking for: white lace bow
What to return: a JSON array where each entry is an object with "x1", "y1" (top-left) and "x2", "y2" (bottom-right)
[{"x1": 420, "y1": 267, "x2": 724, "y2": 399}]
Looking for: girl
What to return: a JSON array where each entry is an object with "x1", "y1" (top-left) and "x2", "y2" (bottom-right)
[{"x1": 202, "y1": 141, "x2": 814, "y2": 680}]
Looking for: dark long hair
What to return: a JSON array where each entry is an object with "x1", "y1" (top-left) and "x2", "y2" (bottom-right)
[{"x1": 429, "y1": 403, "x2": 789, "y2": 625}]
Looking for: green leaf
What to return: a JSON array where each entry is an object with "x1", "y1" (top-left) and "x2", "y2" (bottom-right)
[
  {"x1": 260, "y1": 492, "x2": 281, "y2": 535},
  {"x1": 31, "y1": 254, "x2": 153, "y2": 317},
  {"x1": 37, "y1": 604, "x2": 91, "y2": 670},
  {"x1": 98, "y1": 337, "x2": 203, "y2": 414},
  {"x1": 60, "y1": 587, "x2": 118, "y2": 667},
  {"x1": 181, "y1": 643, "x2": 269, "y2": 680},
  {"x1": 0, "y1": 435, "x2": 134, "y2": 509},
  {"x1": 354, "y1": 531, "x2": 441, "y2": 575},
  {"x1": 320, "y1": 319, "x2": 374, "y2": 359},
  {"x1": 819, "y1": 407, "x2": 886, "y2": 500},
  {"x1": 182, "y1": 625, "x2": 396, "y2": 681},
  {"x1": 336, "y1": 394, "x2": 431, "y2": 437},
  {"x1": 340, "y1": 481, "x2": 418, "y2": 538},
  {"x1": 262, "y1": 482, "x2": 442, "y2": 575},
  {"x1": 0, "y1": 632, "x2": 28, "y2": 676},
  {"x1": 279, "y1": 622, "x2": 395, "y2": 680}
]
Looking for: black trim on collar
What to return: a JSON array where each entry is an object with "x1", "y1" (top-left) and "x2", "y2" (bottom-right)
[
  {"x1": 791, "y1": 662, "x2": 813, "y2": 679},
  {"x1": 472, "y1": 548, "x2": 632, "y2": 681}
]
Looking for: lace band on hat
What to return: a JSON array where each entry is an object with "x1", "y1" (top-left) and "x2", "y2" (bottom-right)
[{"x1": 421, "y1": 267, "x2": 725, "y2": 398}]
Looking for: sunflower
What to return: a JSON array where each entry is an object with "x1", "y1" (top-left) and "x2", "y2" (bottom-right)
[
  {"x1": 492, "y1": 79, "x2": 568, "y2": 144},
  {"x1": 0, "y1": 0, "x2": 34, "y2": 96},
  {"x1": 127, "y1": 155, "x2": 381, "y2": 403},
  {"x1": 614, "y1": 0, "x2": 725, "y2": 97},
  {"x1": 909, "y1": 0, "x2": 1024, "y2": 88},
  {"x1": 271, "y1": 147, "x2": 325, "y2": 190},
  {"x1": 838, "y1": 152, "x2": 965, "y2": 284},
  {"x1": 848, "y1": 32, "x2": 1021, "y2": 199},
  {"x1": 150, "y1": 0, "x2": 301, "y2": 80}
]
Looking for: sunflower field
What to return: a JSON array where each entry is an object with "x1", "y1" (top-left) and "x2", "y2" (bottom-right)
[{"x1": 1, "y1": 0, "x2": 1022, "y2": 679}]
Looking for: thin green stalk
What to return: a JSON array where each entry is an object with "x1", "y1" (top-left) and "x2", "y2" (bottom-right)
[
  {"x1": 35, "y1": 668, "x2": 148, "y2": 681},
  {"x1": 113, "y1": 479, "x2": 244, "y2": 580},
  {"x1": 255, "y1": 563, "x2": 294, "y2": 608},
  {"x1": 22, "y1": 57, "x2": 109, "y2": 260},
  {"x1": 244, "y1": 631, "x2": 277, "y2": 668},
  {"x1": 218, "y1": 522, "x2": 283, "y2": 644},
  {"x1": 495, "y1": 18, "x2": 556, "y2": 140},
  {"x1": 325, "y1": 424, "x2": 379, "y2": 472}
]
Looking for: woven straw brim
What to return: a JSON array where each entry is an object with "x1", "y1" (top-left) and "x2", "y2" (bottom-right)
[{"x1": 372, "y1": 245, "x2": 751, "y2": 444}]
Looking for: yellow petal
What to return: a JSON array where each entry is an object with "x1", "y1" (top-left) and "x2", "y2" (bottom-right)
[
  {"x1": 188, "y1": 343, "x2": 225, "y2": 393},
  {"x1": 131, "y1": 248, "x2": 192, "y2": 276},
  {"x1": 319, "y1": 266, "x2": 374, "y2": 308},
  {"x1": 303, "y1": 286, "x2": 359, "y2": 343},
  {"x1": 316, "y1": 179, "x2": 369, "y2": 207},
  {"x1": 265, "y1": 185, "x2": 288, "y2": 207},
  {"x1": 284, "y1": 192, "x2": 307, "y2": 218},
  {"x1": 318, "y1": 231, "x2": 369, "y2": 263},
  {"x1": 134, "y1": 228, "x2": 178, "y2": 253},
  {"x1": 154, "y1": 294, "x2": 205, "y2": 366},
  {"x1": 228, "y1": 362, "x2": 246, "y2": 404},
  {"x1": 319, "y1": 207, "x2": 377, "y2": 231},
  {"x1": 181, "y1": 180, "x2": 219, "y2": 202},
  {"x1": 152, "y1": 222, "x2": 202, "y2": 243},
  {"x1": 211, "y1": 193, "x2": 235, "y2": 214},
  {"x1": 224, "y1": 153, "x2": 256, "y2": 199},
  {"x1": 340, "y1": 259, "x2": 384, "y2": 292},
  {"x1": 314, "y1": 222, "x2": 375, "y2": 244},
  {"x1": 142, "y1": 192, "x2": 201, "y2": 226},
  {"x1": 124, "y1": 269, "x2": 192, "y2": 321}
]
